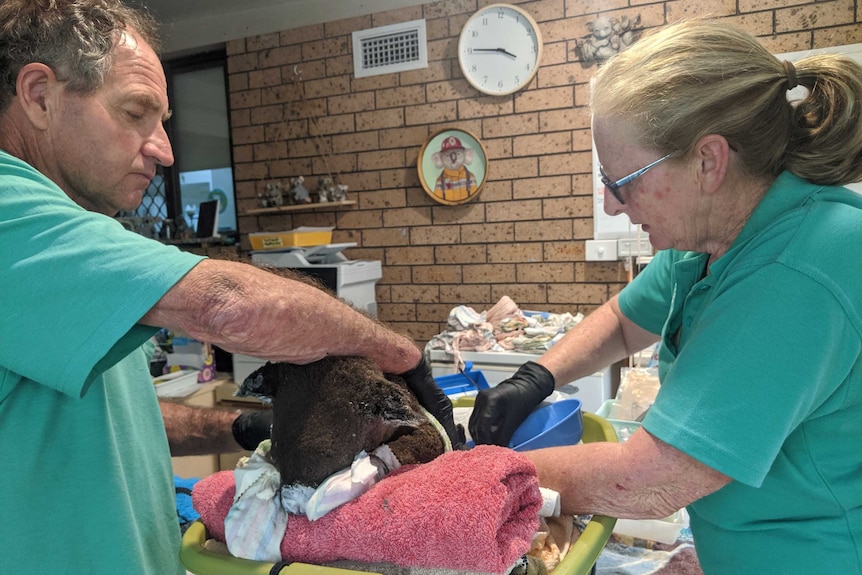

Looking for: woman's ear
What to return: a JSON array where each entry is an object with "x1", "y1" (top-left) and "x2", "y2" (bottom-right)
[
  {"x1": 15, "y1": 63, "x2": 57, "y2": 131},
  {"x1": 694, "y1": 134, "x2": 731, "y2": 196}
]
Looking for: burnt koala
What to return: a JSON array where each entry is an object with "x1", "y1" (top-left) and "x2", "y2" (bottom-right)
[{"x1": 243, "y1": 356, "x2": 446, "y2": 488}]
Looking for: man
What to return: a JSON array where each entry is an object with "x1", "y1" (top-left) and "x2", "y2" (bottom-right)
[{"x1": 0, "y1": 1, "x2": 457, "y2": 573}]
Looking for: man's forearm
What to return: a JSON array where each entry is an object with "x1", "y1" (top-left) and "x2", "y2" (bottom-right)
[
  {"x1": 141, "y1": 259, "x2": 421, "y2": 374},
  {"x1": 159, "y1": 400, "x2": 243, "y2": 457}
]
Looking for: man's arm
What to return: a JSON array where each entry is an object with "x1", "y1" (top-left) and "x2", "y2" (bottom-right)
[
  {"x1": 140, "y1": 259, "x2": 421, "y2": 374},
  {"x1": 159, "y1": 400, "x2": 243, "y2": 457}
]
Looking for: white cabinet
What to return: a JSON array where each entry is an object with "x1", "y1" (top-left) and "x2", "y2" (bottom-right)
[{"x1": 429, "y1": 349, "x2": 612, "y2": 413}]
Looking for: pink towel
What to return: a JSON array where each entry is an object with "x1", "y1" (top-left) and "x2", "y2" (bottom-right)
[{"x1": 193, "y1": 445, "x2": 541, "y2": 574}]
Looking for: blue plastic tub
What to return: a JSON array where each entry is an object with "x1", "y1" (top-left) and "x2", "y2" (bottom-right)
[
  {"x1": 508, "y1": 398, "x2": 584, "y2": 451},
  {"x1": 433, "y1": 361, "x2": 489, "y2": 397}
]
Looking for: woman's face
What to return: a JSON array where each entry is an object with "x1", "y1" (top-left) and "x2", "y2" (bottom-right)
[{"x1": 592, "y1": 115, "x2": 694, "y2": 252}]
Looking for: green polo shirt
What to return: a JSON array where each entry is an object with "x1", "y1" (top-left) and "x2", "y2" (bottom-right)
[
  {"x1": 0, "y1": 151, "x2": 205, "y2": 574},
  {"x1": 618, "y1": 172, "x2": 862, "y2": 574}
]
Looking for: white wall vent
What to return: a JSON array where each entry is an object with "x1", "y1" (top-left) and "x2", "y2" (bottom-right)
[{"x1": 352, "y1": 19, "x2": 427, "y2": 78}]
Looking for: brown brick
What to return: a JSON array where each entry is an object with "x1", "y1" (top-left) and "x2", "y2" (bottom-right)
[
  {"x1": 581, "y1": 261, "x2": 628, "y2": 283},
  {"x1": 227, "y1": 53, "x2": 258, "y2": 74},
  {"x1": 411, "y1": 224, "x2": 460, "y2": 245},
  {"x1": 461, "y1": 222, "x2": 515, "y2": 243},
  {"x1": 488, "y1": 242, "x2": 543, "y2": 263},
  {"x1": 483, "y1": 113, "x2": 539, "y2": 138},
  {"x1": 377, "y1": 85, "x2": 427, "y2": 109},
  {"x1": 391, "y1": 284, "x2": 441, "y2": 304},
  {"x1": 545, "y1": 240, "x2": 585, "y2": 262},
  {"x1": 264, "y1": 120, "x2": 308, "y2": 142},
  {"x1": 351, "y1": 74, "x2": 400, "y2": 93},
  {"x1": 230, "y1": 89, "x2": 262, "y2": 110},
  {"x1": 360, "y1": 189, "x2": 408, "y2": 210},
  {"x1": 259, "y1": 45, "x2": 302, "y2": 68},
  {"x1": 250, "y1": 104, "x2": 284, "y2": 125},
  {"x1": 377, "y1": 303, "x2": 418, "y2": 323},
  {"x1": 539, "y1": 107, "x2": 590, "y2": 131},
  {"x1": 426, "y1": 79, "x2": 471, "y2": 102},
  {"x1": 776, "y1": 0, "x2": 856, "y2": 33},
  {"x1": 463, "y1": 263, "x2": 517, "y2": 284},
  {"x1": 358, "y1": 149, "x2": 406, "y2": 171},
  {"x1": 413, "y1": 264, "x2": 462, "y2": 284},
  {"x1": 232, "y1": 125, "x2": 265, "y2": 146},
  {"x1": 491, "y1": 284, "x2": 548, "y2": 305},
  {"x1": 386, "y1": 246, "x2": 435, "y2": 265},
  {"x1": 540, "y1": 151, "x2": 592, "y2": 176},
  {"x1": 328, "y1": 92, "x2": 376, "y2": 115},
  {"x1": 490, "y1": 157, "x2": 540, "y2": 180},
  {"x1": 379, "y1": 125, "x2": 430, "y2": 149},
  {"x1": 336, "y1": 209, "x2": 383, "y2": 229},
  {"x1": 363, "y1": 227, "x2": 411, "y2": 247},
  {"x1": 381, "y1": 264, "x2": 412, "y2": 284},
  {"x1": 515, "y1": 218, "x2": 572, "y2": 242},
  {"x1": 404, "y1": 102, "x2": 459, "y2": 125},
  {"x1": 356, "y1": 108, "x2": 405, "y2": 132},
  {"x1": 515, "y1": 86, "x2": 574, "y2": 113},
  {"x1": 440, "y1": 284, "x2": 491, "y2": 303},
  {"x1": 543, "y1": 195, "x2": 593, "y2": 219},
  {"x1": 401, "y1": 61, "x2": 451, "y2": 86},
  {"x1": 226, "y1": 38, "x2": 246, "y2": 56},
  {"x1": 517, "y1": 262, "x2": 575, "y2": 283},
  {"x1": 486, "y1": 199, "x2": 543, "y2": 222},
  {"x1": 382, "y1": 206, "x2": 432, "y2": 227},
  {"x1": 253, "y1": 141, "x2": 287, "y2": 161},
  {"x1": 228, "y1": 73, "x2": 249, "y2": 92},
  {"x1": 269, "y1": 158, "x2": 313, "y2": 178},
  {"x1": 302, "y1": 36, "x2": 350, "y2": 60},
  {"x1": 339, "y1": 170, "x2": 379, "y2": 192},
  {"x1": 431, "y1": 202, "x2": 487, "y2": 224},
  {"x1": 435, "y1": 243, "x2": 487, "y2": 264},
  {"x1": 331, "y1": 131, "x2": 378, "y2": 153},
  {"x1": 548, "y1": 282, "x2": 608, "y2": 304},
  {"x1": 231, "y1": 108, "x2": 251, "y2": 128},
  {"x1": 514, "y1": 132, "x2": 572, "y2": 156},
  {"x1": 513, "y1": 175, "x2": 572, "y2": 200},
  {"x1": 459, "y1": 97, "x2": 515, "y2": 120},
  {"x1": 416, "y1": 303, "x2": 453, "y2": 323}
]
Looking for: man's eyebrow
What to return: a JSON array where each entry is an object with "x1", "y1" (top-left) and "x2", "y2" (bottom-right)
[{"x1": 127, "y1": 92, "x2": 172, "y2": 121}]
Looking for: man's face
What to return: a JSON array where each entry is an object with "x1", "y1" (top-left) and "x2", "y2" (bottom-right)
[{"x1": 49, "y1": 29, "x2": 174, "y2": 215}]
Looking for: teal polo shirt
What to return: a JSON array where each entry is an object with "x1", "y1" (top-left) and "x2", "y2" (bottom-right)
[
  {"x1": 618, "y1": 172, "x2": 862, "y2": 574},
  {"x1": 0, "y1": 151, "x2": 205, "y2": 574}
]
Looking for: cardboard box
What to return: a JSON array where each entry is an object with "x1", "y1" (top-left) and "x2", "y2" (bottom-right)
[{"x1": 249, "y1": 227, "x2": 333, "y2": 250}]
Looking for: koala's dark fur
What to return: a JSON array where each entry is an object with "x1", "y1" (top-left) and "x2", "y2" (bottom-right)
[{"x1": 245, "y1": 356, "x2": 445, "y2": 488}]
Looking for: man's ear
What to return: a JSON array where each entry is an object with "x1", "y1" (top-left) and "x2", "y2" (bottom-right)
[
  {"x1": 694, "y1": 134, "x2": 731, "y2": 196},
  {"x1": 15, "y1": 63, "x2": 58, "y2": 131}
]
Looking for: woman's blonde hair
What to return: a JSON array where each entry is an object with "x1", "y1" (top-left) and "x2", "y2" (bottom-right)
[{"x1": 592, "y1": 19, "x2": 862, "y2": 186}]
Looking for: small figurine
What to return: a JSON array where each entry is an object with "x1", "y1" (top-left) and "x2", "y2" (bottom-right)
[
  {"x1": 317, "y1": 176, "x2": 336, "y2": 203},
  {"x1": 259, "y1": 182, "x2": 284, "y2": 208},
  {"x1": 290, "y1": 176, "x2": 311, "y2": 204},
  {"x1": 332, "y1": 183, "x2": 348, "y2": 202},
  {"x1": 576, "y1": 15, "x2": 642, "y2": 65}
]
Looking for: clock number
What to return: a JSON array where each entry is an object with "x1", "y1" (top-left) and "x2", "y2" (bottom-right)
[
  {"x1": 481, "y1": 17, "x2": 488, "y2": 26},
  {"x1": 497, "y1": 80, "x2": 505, "y2": 89}
]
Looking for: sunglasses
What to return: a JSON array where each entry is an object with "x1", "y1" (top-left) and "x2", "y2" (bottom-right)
[{"x1": 599, "y1": 154, "x2": 672, "y2": 205}]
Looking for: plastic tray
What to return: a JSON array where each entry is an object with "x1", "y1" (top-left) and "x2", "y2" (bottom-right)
[
  {"x1": 433, "y1": 361, "x2": 489, "y2": 397},
  {"x1": 181, "y1": 403, "x2": 618, "y2": 575}
]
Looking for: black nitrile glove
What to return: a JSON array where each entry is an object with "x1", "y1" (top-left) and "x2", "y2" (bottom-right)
[
  {"x1": 400, "y1": 358, "x2": 466, "y2": 450},
  {"x1": 232, "y1": 409, "x2": 273, "y2": 451},
  {"x1": 469, "y1": 361, "x2": 556, "y2": 447}
]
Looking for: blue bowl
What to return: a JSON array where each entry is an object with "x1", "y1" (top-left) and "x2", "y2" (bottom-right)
[{"x1": 508, "y1": 398, "x2": 583, "y2": 451}]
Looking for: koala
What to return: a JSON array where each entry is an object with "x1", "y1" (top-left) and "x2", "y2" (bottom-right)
[{"x1": 242, "y1": 356, "x2": 446, "y2": 488}]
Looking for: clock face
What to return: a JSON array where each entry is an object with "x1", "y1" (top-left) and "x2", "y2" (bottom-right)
[{"x1": 458, "y1": 3, "x2": 543, "y2": 96}]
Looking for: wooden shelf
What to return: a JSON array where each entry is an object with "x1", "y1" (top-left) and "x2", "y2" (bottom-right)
[{"x1": 242, "y1": 200, "x2": 356, "y2": 216}]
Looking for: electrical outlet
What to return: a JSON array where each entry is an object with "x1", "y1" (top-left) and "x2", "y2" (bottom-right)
[
  {"x1": 617, "y1": 238, "x2": 652, "y2": 257},
  {"x1": 585, "y1": 239, "x2": 618, "y2": 261}
]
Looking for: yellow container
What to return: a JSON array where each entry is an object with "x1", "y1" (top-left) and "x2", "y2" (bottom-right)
[
  {"x1": 249, "y1": 227, "x2": 333, "y2": 251},
  {"x1": 181, "y1": 405, "x2": 618, "y2": 575}
]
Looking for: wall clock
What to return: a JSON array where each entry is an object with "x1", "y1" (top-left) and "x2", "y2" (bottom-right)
[{"x1": 458, "y1": 3, "x2": 543, "y2": 96}]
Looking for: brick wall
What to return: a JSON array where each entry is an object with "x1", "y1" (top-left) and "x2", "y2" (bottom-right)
[{"x1": 224, "y1": 0, "x2": 862, "y2": 345}]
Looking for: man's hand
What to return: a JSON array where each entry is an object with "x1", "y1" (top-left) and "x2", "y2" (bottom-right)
[
  {"x1": 232, "y1": 410, "x2": 273, "y2": 451},
  {"x1": 468, "y1": 361, "x2": 555, "y2": 447},
  {"x1": 399, "y1": 358, "x2": 465, "y2": 450}
]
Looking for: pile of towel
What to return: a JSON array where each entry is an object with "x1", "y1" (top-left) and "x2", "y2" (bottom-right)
[{"x1": 193, "y1": 445, "x2": 542, "y2": 574}]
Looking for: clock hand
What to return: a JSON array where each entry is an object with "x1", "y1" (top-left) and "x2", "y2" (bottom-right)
[{"x1": 472, "y1": 47, "x2": 517, "y2": 58}]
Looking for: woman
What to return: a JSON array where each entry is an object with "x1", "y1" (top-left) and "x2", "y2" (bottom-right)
[{"x1": 469, "y1": 20, "x2": 862, "y2": 575}]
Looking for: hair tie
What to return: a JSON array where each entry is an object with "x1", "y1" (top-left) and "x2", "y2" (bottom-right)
[{"x1": 782, "y1": 60, "x2": 798, "y2": 90}]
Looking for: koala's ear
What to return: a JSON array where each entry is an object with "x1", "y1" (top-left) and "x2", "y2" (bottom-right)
[
  {"x1": 432, "y1": 152, "x2": 444, "y2": 169},
  {"x1": 464, "y1": 149, "x2": 474, "y2": 165}
]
